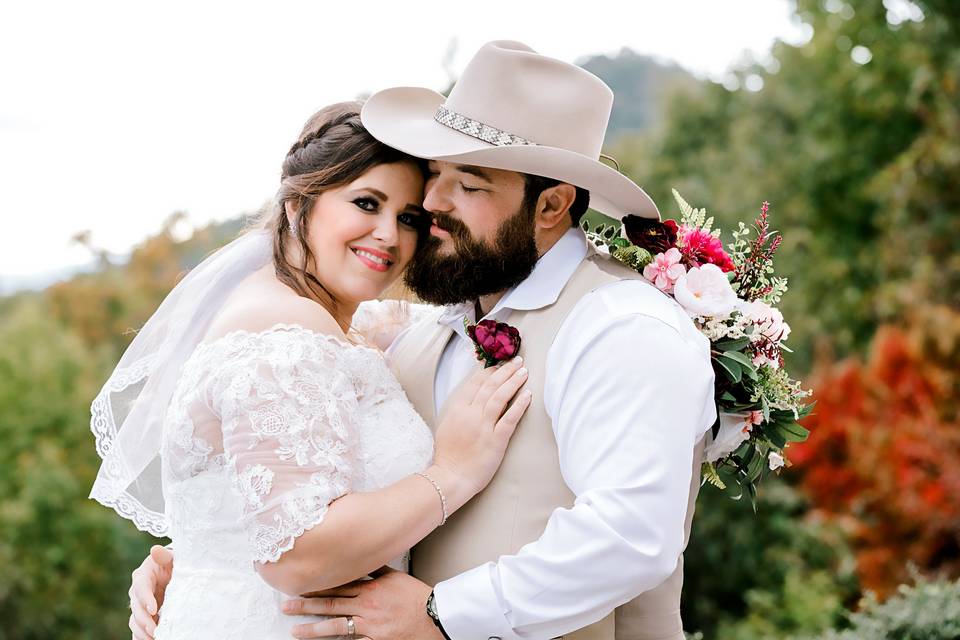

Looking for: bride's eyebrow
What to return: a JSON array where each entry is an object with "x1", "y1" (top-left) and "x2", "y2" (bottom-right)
[{"x1": 349, "y1": 187, "x2": 388, "y2": 200}]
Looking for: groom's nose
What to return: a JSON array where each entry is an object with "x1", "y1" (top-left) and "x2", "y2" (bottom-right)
[{"x1": 422, "y1": 180, "x2": 453, "y2": 215}]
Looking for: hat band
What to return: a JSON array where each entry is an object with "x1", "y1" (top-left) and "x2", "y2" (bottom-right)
[{"x1": 434, "y1": 104, "x2": 538, "y2": 147}]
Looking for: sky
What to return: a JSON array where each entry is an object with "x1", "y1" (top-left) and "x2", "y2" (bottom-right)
[{"x1": 0, "y1": 0, "x2": 807, "y2": 290}]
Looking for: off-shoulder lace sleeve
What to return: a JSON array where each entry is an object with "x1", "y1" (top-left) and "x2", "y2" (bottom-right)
[
  {"x1": 210, "y1": 327, "x2": 360, "y2": 564},
  {"x1": 352, "y1": 299, "x2": 437, "y2": 351}
]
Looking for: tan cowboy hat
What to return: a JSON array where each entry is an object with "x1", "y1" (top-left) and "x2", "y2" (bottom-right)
[{"x1": 361, "y1": 40, "x2": 660, "y2": 220}]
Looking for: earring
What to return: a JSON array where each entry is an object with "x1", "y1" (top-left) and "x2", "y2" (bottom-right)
[{"x1": 289, "y1": 221, "x2": 298, "y2": 239}]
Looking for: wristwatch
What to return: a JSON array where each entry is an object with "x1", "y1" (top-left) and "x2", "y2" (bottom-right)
[{"x1": 426, "y1": 590, "x2": 452, "y2": 640}]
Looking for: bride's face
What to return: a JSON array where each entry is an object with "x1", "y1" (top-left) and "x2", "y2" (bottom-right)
[{"x1": 302, "y1": 161, "x2": 426, "y2": 306}]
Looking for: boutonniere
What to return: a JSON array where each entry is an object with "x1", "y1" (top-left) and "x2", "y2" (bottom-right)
[{"x1": 463, "y1": 318, "x2": 522, "y2": 368}]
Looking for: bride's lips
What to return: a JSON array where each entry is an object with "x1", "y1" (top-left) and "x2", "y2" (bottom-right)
[{"x1": 350, "y1": 246, "x2": 394, "y2": 273}]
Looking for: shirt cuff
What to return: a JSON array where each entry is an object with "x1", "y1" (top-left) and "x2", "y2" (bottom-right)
[{"x1": 433, "y1": 562, "x2": 520, "y2": 640}]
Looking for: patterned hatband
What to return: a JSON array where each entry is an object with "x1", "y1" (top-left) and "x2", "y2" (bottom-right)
[{"x1": 434, "y1": 104, "x2": 538, "y2": 147}]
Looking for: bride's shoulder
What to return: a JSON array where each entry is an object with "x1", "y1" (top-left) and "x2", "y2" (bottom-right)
[{"x1": 203, "y1": 274, "x2": 345, "y2": 347}]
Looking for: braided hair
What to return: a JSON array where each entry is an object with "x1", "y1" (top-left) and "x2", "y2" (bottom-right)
[{"x1": 261, "y1": 102, "x2": 425, "y2": 313}]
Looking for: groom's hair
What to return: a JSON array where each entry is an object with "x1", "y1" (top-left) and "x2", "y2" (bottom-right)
[{"x1": 522, "y1": 174, "x2": 590, "y2": 226}]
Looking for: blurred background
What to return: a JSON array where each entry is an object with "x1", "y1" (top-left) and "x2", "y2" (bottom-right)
[{"x1": 1, "y1": 0, "x2": 958, "y2": 637}]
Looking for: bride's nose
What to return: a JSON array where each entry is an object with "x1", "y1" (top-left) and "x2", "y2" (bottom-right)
[{"x1": 370, "y1": 213, "x2": 399, "y2": 247}]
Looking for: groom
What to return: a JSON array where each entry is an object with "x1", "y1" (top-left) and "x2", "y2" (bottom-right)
[{"x1": 129, "y1": 41, "x2": 715, "y2": 639}]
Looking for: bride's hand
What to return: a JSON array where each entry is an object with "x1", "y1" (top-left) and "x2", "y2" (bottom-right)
[{"x1": 432, "y1": 357, "x2": 531, "y2": 496}]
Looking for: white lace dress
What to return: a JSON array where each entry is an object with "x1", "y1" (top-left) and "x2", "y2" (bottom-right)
[{"x1": 154, "y1": 322, "x2": 434, "y2": 639}]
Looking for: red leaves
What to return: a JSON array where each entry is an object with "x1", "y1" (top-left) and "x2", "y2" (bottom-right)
[{"x1": 791, "y1": 321, "x2": 960, "y2": 596}]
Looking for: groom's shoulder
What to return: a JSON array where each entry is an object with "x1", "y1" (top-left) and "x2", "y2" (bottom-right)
[{"x1": 571, "y1": 276, "x2": 706, "y2": 352}]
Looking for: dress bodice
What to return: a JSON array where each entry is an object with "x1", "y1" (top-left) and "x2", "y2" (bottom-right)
[{"x1": 155, "y1": 323, "x2": 433, "y2": 639}]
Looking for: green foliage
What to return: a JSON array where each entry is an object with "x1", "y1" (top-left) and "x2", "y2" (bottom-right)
[
  {"x1": 683, "y1": 480, "x2": 859, "y2": 639},
  {"x1": 0, "y1": 215, "x2": 236, "y2": 638},
  {"x1": 611, "y1": 0, "x2": 960, "y2": 371},
  {"x1": 0, "y1": 300, "x2": 154, "y2": 639},
  {"x1": 816, "y1": 576, "x2": 960, "y2": 640}
]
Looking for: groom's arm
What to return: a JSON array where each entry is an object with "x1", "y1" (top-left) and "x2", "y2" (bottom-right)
[{"x1": 434, "y1": 296, "x2": 716, "y2": 639}]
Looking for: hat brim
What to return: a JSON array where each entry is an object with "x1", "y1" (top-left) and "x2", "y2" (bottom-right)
[{"x1": 361, "y1": 86, "x2": 660, "y2": 220}]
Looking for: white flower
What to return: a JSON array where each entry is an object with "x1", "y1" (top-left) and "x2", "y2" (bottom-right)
[
  {"x1": 768, "y1": 451, "x2": 785, "y2": 471},
  {"x1": 704, "y1": 412, "x2": 755, "y2": 463},
  {"x1": 737, "y1": 299, "x2": 792, "y2": 343},
  {"x1": 673, "y1": 263, "x2": 739, "y2": 319}
]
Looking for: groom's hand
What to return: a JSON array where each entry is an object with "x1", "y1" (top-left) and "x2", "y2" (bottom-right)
[
  {"x1": 283, "y1": 568, "x2": 443, "y2": 640},
  {"x1": 128, "y1": 545, "x2": 174, "y2": 640}
]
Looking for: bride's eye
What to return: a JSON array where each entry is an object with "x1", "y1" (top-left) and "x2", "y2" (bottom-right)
[
  {"x1": 353, "y1": 197, "x2": 379, "y2": 212},
  {"x1": 398, "y1": 212, "x2": 425, "y2": 229}
]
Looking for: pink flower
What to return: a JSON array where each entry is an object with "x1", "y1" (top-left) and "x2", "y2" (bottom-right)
[
  {"x1": 643, "y1": 247, "x2": 686, "y2": 292},
  {"x1": 737, "y1": 299, "x2": 792, "y2": 342},
  {"x1": 679, "y1": 226, "x2": 736, "y2": 272}
]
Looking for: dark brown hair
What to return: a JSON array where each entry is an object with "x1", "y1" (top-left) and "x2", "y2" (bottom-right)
[{"x1": 261, "y1": 101, "x2": 423, "y2": 314}]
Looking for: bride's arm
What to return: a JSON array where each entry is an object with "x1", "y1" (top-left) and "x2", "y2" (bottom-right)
[
  {"x1": 256, "y1": 464, "x2": 472, "y2": 595},
  {"x1": 220, "y1": 326, "x2": 528, "y2": 597}
]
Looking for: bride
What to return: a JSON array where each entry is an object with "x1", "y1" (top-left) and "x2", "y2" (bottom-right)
[{"x1": 89, "y1": 102, "x2": 531, "y2": 639}]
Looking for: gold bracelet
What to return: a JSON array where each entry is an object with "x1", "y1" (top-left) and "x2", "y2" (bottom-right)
[{"x1": 416, "y1": 471, "x2": 448, "y2": 526}]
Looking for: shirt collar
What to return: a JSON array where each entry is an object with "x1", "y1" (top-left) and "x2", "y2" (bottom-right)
[{"x1": 437, "y1": 227, "x2": 589, "y2": 336}]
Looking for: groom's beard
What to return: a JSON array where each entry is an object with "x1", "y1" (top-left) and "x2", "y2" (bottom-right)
[{"x1": 404, "y1": 203, "x2": 540, "y2": 306}]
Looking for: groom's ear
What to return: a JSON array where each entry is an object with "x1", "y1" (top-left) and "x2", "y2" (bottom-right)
[{"x1": 536, "y1": 183, "x2": 577, "y2": 230}]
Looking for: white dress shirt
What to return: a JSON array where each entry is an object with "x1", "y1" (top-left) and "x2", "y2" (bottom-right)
[{"x1": 393, "y1": 228, "x2": 716, "y2": 640}]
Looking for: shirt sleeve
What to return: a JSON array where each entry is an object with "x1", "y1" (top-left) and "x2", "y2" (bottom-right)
[
  {"x1": 213, "y1": 331, "x2": 361, "y2": 564},
  {"x1": 434, "y1": 309, "x2": 716, "y2": 639}
]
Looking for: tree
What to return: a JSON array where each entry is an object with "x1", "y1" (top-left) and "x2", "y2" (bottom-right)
[
  {"x1": 611, "y1": 0, "x2": 960, "y2": 371},
  {"x1": 0, "y1": 300, "x2": 153, "y2": 639},
  {"x1": 791, "y1": 306, "x2": 960, "y2": 596}
]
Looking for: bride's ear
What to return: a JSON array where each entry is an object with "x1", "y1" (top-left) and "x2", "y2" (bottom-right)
[{"x1": 284, "y1": 200, "x2": 299, "y2": 229}]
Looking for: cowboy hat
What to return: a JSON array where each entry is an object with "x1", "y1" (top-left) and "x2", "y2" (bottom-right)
[{"x1": 361, "y1": 40, "x2": 660, "y2": 220}]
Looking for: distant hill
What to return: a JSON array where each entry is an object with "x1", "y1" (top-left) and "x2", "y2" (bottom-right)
[{"x1": 578, "y1": 48, "x2": 701, "y2": 141}]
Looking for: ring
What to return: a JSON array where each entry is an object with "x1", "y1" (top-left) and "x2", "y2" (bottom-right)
[{"x1": 346, "y1": 615, "x2": 356, "y2": 638}]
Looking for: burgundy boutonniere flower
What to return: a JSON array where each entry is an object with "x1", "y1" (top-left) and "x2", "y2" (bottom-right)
[
  {"x1": 464, "y1": 318, "x2": 522, "y2": 368},
  {"x1": 622, "y1": 215, "x2": 679, "y2": 255}
]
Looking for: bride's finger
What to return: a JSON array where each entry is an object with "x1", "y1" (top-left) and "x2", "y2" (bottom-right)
[
  {"x1": 472, "y1": 358, "x2": 524, "y2": 407},
  {"x1": 494, "y1": 389, "x2": 533, "y2": 441},
  {"x1": 297, "y1": 581, "x2": 363, "y2": 600},
  {"x1": 458, "y1": 365, "x2": 494, "y2": 404}
]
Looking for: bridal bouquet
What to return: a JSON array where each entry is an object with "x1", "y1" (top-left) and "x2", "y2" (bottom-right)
[{"x1": 583, "y1": 190, "x2": 813, "y2": 503}]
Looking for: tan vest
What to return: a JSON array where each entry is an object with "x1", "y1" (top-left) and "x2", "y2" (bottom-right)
[{"x1": 389, "y1": 251, "x2": 704, "y2": 640}]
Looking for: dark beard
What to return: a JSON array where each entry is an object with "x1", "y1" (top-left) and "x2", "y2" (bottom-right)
[{"x1": 404, "y1": 203, "x2": 539, "y2": 306}]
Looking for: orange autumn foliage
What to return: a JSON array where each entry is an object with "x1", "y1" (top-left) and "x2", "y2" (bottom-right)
[{"x1": 791, "y1": 307, "x2": 960, "y2": 597}]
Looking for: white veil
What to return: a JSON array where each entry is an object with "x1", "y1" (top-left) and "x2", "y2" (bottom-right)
[{"x1": 89, "y1": 228, "x2": 274, "y2": 536}]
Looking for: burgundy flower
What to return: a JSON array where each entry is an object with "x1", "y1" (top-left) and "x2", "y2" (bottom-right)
[
  {"x1": 622, "y1": 215, "x2": 679, "y2": 255},
  {"x1": 465, "y1": 319, "x2": 522, "y2": 368}
]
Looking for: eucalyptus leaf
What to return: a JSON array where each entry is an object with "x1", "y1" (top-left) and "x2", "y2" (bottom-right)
[{"x1": 714, "y1": 356, "x2": 743, "y2": 383}]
